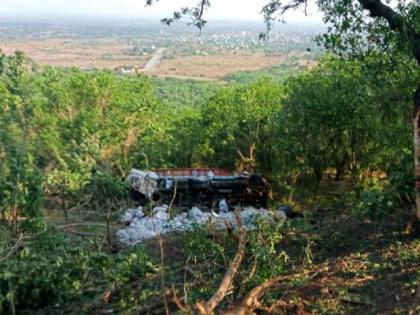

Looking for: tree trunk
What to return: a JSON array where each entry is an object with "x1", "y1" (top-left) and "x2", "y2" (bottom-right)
[
  {"x1": 335, "y1": 155, "x2": 347, "y2": 182},
  {"x1": 12, "y1": 206, "x2": 18, "y2": 237},
  {"x1": 414, "y1": 86, "x2": 420, "y2": 230},
  {"x1": 1, "y1": 210, "x2": 6, "y2": 226}
]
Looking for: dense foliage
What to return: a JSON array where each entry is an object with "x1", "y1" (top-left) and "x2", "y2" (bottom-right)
[
  {"x1": 1, "y1": 49, "x2": 418, "y2": 228},
  {"x1": 0, "y1": 230, "x2": 158, "y2": 313},
  {"x1": 0, "y1": 47, "x2": 419, "y2": 312},
  {"x1": 1, "y1": 0, "x2": 419, "y2": 312}
]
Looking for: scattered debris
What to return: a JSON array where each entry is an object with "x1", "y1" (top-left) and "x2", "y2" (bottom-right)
[{"x1": 116, "y1": 205, "x2": 287, "y2": 245}]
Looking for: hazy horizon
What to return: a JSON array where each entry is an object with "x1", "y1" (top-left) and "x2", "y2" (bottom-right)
[
  {"x1": 0, "y1": 0, "x2": 323, "y2": 23},
  {"x1": 0, "y1": 14, "x2": 324, "y2": 28}
]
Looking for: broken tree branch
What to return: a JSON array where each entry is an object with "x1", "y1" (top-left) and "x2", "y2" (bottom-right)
[
  {"x1": 223, "y1": 275, "x2": 290, "y2": 315},
  {"x1": 65, "y1": 193, "x2": 93, "y2": 213},
  {"x1": 226, "y1": 269, "x2": 324, "y2": 314},
  {"x1": 196, "y1": 207, "x2": 246, "y2": 315},
  {"x1": 56, "y1": 222, "x2": 108, "y2": 229},
  {"x1": 171, "y1": 285, "x2": 189, "y2": 313}
]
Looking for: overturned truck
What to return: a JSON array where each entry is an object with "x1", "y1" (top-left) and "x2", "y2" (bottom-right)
[{"x1": 126, "y1": 168, "x2": 269, "y2": 209}]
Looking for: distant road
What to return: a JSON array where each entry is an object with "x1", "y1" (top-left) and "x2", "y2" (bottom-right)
[{"x1": 143, "y1": 48, "x2": 165, "y2": 72}]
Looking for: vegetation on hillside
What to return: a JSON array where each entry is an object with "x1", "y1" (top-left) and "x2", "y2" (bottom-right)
[
  {"x1": 0, "y1": 46, "x2": 418, "y2": 313},
  {"x1": 2, "y1": 0, "x2": 420, "y2": 312}
]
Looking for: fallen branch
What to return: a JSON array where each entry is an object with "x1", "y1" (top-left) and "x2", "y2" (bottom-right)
[
  {"x1": 172, "y1": 285, "x2": 189, "y2": 313},
  {"x1": 65, "y1": 228, "x2": 102, "y2": 237},
  {"x1": 56, "y1": 222, "x2": 107, "y2": 229},
  {"x1": 238, "y1": 275, "x2": 290, "y2": 312},
  {"x1": 226, "y1": 269, "x2": 323, "y2": 314},
  {"x1": 66, "y1": 193, "x2": 93, "y2": 213},
  {"x1": 196, "y1": 208, "x2": 246, "y2": 315},
  {"x1": 0, "y1": 233, "x2": 23, "y2": 262},
  {"x1": 220, "y1": 275, "x2": 290, "y2": 315}
]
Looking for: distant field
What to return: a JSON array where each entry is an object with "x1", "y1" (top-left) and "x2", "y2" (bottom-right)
[
  {"x1": 0, "y1": 38, "x2": 307, "y2": 80},
  {"x1": 1, "y1": 38, "x2": 149, "y2": 69},
  {"x1": 154, "y1": 53, "x2": 286, "y2": 79},
  {"x1": 0, "y1": 18, "x2": 323, "y2": 79},
  {"x1": 0, "y1": 38, "x2": 294, "y2": 78}
]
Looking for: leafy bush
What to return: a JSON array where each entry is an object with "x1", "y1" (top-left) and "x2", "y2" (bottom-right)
[
  {"x1": 183, "y1": 221, "x2": 289, "y2": 303},
  {"x1": 353, "y1": 152, "x2": 415, "y2": 220},
  {"x1": 0, "y1": 231, "x2": 157, "y2": 313},
  {"x1": 387, "y1": 151, "x2": 415, "y2": 206},
  {"x1": 245, "y1": 220, "x2": 289, "y2": 287},
  {"x1": 352, "y1": 175, "x2": 412, "y2": 220},
  {"x1": 353, "y1": 186, "x2": 393, "y2": 219},
  {"x1": 0, "y1": 156, "x2": 44, "y2": 233},
  {"x1": 85, "y1": 169, "x2": 130, "y2": 210}
]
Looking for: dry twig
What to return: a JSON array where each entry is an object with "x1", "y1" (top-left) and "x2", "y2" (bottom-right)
[
  {"x1": 168, "y1": 177, "x2": 178, "y2": 218},
  {"x1": 0, "y1": 233, "x2": 23, "y2": 262},
  {"x1": 172, "y1": 285, "x2": 189, "y2": 313}
]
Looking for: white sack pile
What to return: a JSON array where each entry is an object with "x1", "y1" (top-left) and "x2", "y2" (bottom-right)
[{"x1": 116, "y1": 205, "x2": 287, "y2": 245}]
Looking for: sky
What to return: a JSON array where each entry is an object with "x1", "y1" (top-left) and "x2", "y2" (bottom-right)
[{"x1": 0, "y1": 0, "x2": 323, "y2": 23}]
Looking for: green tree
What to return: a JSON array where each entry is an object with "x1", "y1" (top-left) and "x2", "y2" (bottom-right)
[
  {"x1": 0, "y1": 51, "x2": 44, "y2": 234},
  {"x1": 280, "y1": 55, "x2": 416, "y2": 197},
  {"x1": 0, "y1": 60, "x2": 167, "y2": 220},
  {"x1": 200, "y1": 78, "x2": 282, "y2": 175}
]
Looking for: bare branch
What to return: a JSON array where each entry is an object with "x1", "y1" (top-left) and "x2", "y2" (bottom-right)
[
  {"x1": 56, "y1": 222, "x2": 107, "y2": 229},
  {"x1": 224, "y1": 274, "x2": 299, "y2": 314},
  {"x1": 0, "y1": 233, "x2": 23, "y2": 262},
  {"x1": 196, "y1": 207, "x2": 246, "y2": 315},
  {"x1": 171, "y1": 285, "x2": 189, "y2": 313}
]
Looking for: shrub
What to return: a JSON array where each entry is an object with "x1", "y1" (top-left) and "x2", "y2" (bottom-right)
[
  {"x1": 245, "y1": 220, "x2": 289, "y2": 287},
  {"x1": 353, "y1": 186, "x2": 393, "y2": 219},
  {"x1": 0, "y1": 231, "x2": 157, "y2": 313}
]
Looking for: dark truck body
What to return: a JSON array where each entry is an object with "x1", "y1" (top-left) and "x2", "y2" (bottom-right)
[{"x1": 127, "y1": 168, "x2": 269, "y2": 209}]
